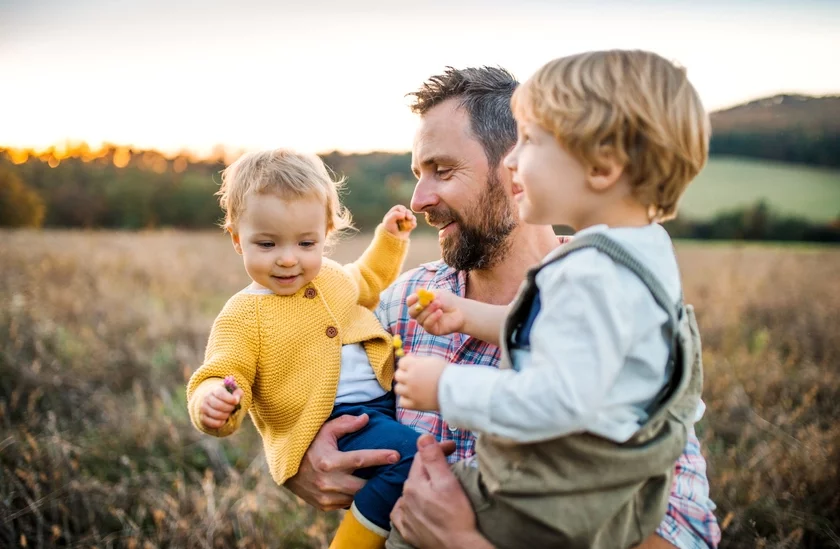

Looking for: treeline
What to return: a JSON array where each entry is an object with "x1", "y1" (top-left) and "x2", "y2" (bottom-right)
[
  {"x1": 709, "y1": 131, "x2": 840, "y2": 168},
  {"x1": 1, "y1": 147, "x2": 838, "y2": 243},
  {"x1": 663, "y1": 201, "x2": 840, "y2": 243},
  {"x1": 0, "y1": 148, "x2": 415, "y2": 232}
]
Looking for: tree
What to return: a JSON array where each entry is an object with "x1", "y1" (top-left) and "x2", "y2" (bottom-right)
[{"x1": 0, "y1": 168, "x2": 45, "y2": 227}]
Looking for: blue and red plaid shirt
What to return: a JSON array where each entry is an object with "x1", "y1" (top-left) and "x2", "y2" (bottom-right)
[{"x1": 375, "y1": 250, "x2": 721, "y2": 549}]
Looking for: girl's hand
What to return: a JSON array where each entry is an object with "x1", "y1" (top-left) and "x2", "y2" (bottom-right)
[
  {"x1": 394, "y1": 354, "x2": 447, "y2": 411},
  {"x1": 408, "y1": 289, "x2": 466, "y2": 336},
  {"x1": 383, "y1": 205, "x2": 417, "y2": 240},
  {"x1": 199, "y1": 380, "x2": 243, "y2": 430}
]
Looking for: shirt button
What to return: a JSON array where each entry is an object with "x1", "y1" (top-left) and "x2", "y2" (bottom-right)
[
  {"x1": 326, "y1": 326, "x2": 338, "y2": 338},
  {"x1": 448, "y1": 425, "x2": 458, "y2": 432},
  {"x1": 304, "y1": 287, "x2": 317, "y2": 299}
]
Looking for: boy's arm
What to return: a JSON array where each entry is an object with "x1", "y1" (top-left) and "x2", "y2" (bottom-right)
[
  {"x1": 344, "y1": 225, "x2": 409, "y2": 310},
  {"x1": 438, "y1": 257, "x2": 632, "y2": 442},
  {"x1": 411, "y1": 291, "x2": 508, "y2": 346},
  {"x1": 186, "y1": 297, "x2": 259, "y2": 438},
  {"x1": 461, "y1": 300, "x2": 508, "y2": 346}
]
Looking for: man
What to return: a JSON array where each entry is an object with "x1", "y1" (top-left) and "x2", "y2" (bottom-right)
[{"x1": 285, "y1": 66, "x2": 721, "y2": 549}]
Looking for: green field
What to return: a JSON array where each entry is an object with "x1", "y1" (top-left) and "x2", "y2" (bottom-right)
[{"x1": 680, "y1": 156, "x2": 840, "y2": 222}]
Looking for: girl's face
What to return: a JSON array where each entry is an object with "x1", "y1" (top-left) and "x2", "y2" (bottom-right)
[{"x1": 231, "y1": 192, "x2": 327, "y2": 296}]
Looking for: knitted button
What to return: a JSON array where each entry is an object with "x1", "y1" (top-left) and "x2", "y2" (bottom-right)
[
  {"x1": 304, "y1": 287, "x2": 317, "y2": 299},
  {"x1": 326, "y1": 326, "x2": 338, "y2": 338}
]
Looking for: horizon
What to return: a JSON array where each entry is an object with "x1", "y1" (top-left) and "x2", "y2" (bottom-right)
[{"x1": 2, "y1": 0, "x2": 839, "y2": 156}]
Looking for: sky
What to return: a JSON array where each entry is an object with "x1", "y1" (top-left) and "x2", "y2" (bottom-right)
[{"x1": 1, "y1": 0, "x2": 838, "y2": 156}]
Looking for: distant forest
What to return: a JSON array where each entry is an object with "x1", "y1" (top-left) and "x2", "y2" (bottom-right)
[{"x1": 1, "y1": 94, "x2": 838, "y2": 241}]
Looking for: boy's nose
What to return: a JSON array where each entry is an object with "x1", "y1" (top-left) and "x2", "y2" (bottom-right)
[{"x1": 503, "y1": 147, "x2": 518, "y2": 171}]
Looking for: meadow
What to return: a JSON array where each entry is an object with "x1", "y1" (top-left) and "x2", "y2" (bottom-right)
[
  {"x1": 1, "y1": 230, "x2": 839, "y2": 548},
  {"x1": 681, "y1": 157, "x2": 840, "y2": 223}
]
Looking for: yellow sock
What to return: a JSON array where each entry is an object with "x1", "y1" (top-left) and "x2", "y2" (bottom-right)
[{"x1": 329, "y1": 503, "x2": 388, "y2": 549}]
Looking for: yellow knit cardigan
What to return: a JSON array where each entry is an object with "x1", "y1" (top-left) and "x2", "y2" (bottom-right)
[{"x1": 186, "y1": 227, "x2": 408, "y2": 485}]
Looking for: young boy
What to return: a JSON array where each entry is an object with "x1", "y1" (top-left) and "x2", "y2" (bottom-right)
[
  {"x1": 390, "y1": 50, "x2": 710, "y2": 549},
  {"x1": 186, "y1": 149, "x2": 421, "y2": 549}
]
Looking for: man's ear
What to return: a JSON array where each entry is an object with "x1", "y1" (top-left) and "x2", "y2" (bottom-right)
[
  {"x1": 586, "y1": 153, "x2": 625, "y2": 192},
  {"x1": 230, "y1": 230, "x2": 243, "y2": 255}
]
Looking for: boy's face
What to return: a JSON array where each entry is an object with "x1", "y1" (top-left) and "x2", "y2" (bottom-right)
[
  {"x1": 231, "y1": 192, "x2": 326, "y2": 296},
  {"x1": 504, "y1": 119, "x2": 589, "y2": 229}
]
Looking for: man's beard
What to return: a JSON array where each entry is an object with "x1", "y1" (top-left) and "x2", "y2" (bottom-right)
[{"x1": 426, "y1": 172, "x2": 518, "y2": 272}]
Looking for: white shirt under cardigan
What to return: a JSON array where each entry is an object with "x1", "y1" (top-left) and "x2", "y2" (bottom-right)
[{"x1": 438, "y1": 223, "x2": 704, "y2": 444}]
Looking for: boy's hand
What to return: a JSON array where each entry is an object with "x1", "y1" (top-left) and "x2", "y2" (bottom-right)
[
  {"x1": 408, "y1": 289, "x2": 466, "y2": 336},
  {"x1": 394, "y1": 354, "x2": 447, "y2": 411},
  {"x1": 383, "y1": 205, "x2": 417, "y2": 240},
  {"x1": 199, "y1": 380, "x2": 243, "y2": 430}
]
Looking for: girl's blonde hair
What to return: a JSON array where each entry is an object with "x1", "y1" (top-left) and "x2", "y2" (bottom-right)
[
  {"x1": 217, "y1": 148, "x2": 353, "y2": 243},
  {"x1": 512, "y1": 50, "x2": 710, "y2": 221}
]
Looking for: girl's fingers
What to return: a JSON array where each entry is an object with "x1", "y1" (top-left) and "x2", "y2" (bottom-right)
[{"x1": 202, "y1": 406, "x2": 230, "y2": 420}]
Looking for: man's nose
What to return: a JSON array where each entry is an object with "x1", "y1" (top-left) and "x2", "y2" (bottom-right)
[{"x1": 410, "y1": 174, "x2": 439, "y2": 214}]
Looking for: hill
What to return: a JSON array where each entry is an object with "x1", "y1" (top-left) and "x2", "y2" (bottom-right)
[{"x1": 709, "y1": 94, "x2": 840, "y2": 167}]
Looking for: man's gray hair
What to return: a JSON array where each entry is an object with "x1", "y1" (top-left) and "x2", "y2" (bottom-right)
[{"x1": 407, "y1": 66, "x2": 519, "y2": 169}]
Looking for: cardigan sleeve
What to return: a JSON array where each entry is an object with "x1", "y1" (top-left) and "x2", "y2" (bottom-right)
[
  {"x1": 186, "y1": 295, "x2": 260, "y2": 438},
  {"x1": 343, "y1": 225, "x2": 409, "y2": 310}
]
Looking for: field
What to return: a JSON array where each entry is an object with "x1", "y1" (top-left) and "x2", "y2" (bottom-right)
[
  {"x1": 1, "y1": 230, "x2": 839, "y2": 548},
  {"x1": 681, "y1": 157, "x2": 840, "y2": 223}
]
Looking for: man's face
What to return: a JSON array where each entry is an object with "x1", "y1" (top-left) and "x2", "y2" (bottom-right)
[{"x1": 410, "y1": 99, "x2": 518, "y2": 272}]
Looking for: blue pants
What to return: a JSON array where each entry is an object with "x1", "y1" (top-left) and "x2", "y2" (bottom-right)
[{"x1": 329, "y1": 392, "x2": 420, "y2": 532}]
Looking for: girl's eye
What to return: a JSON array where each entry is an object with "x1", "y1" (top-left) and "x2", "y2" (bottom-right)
[
  {"x1": 299, "y1": 241, "x2": 316, "y2": 248},
  {"x1": 257, "y1": 242, "x2": 274, "y2": 248}
]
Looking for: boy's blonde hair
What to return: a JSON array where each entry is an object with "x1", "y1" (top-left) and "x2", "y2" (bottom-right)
[
  {"x1": 217, "y1": 148, "x2": 353, "y2": 240},
  {"x1": 511, "y1": 50, "x2": 710, "y2": 221}
]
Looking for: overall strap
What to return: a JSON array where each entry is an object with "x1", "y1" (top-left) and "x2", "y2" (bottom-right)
[
  {"x1": 539, "y1": 233, "x2": 686, "y2": 416},
  {"x1": 540, "y1": 233, "x2": 681, "y2": 330}
]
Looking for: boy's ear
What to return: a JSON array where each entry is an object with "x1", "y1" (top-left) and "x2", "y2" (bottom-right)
[
  {"x1": 230, "y1": 230, "x2": 243, "y2": 255},
  {"x1": 586, "y1": 153, "x2": 625, "y2": 192}
]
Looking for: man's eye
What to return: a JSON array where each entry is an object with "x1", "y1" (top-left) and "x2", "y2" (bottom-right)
[{"x1": 436, "y1": 168, "x2": 453, "y2": 179}]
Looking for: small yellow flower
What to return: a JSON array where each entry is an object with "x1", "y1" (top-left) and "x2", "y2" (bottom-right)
[
  {"x1": 417, "y1": 288, "x2": 435, "y2": 308},
  {"x1": 393, "y1": 334, "x2": 405, "y2": 358}
]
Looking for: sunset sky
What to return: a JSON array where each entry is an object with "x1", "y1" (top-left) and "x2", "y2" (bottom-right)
[{"x1": 2, "y1": 0, "x2": 838, "y2": 157}]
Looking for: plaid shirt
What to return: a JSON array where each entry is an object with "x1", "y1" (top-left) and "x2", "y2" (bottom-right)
[{"x1": 375, "y1": 247, "x2": 721, "y2": 549}]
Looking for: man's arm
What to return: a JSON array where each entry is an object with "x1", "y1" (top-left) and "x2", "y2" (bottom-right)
[
  {"x1": 391, "y1": 435, "x2": 495, "y2": 549},
  {"x1": 654, "y1": 424, "x2": 721, "y2": 548}
]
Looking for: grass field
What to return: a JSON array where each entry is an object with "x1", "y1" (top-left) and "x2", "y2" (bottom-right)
[
  {"x1": 681, "y1": 157, "x2": 840, "y2": 222},
  {"x1": 1, "y1": 230, "x2": 839, "y2": 548}
]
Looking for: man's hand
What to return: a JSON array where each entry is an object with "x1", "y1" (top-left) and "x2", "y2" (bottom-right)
[
  {"x1": 393, "y1": 355, "x2": 447, "y2": 411},
  {"x1": 284, "y1": 414, "x2": 400, "y2": 511},
  {"x1": 391, "y1": 435, "x2": 494, "y2": 549}
]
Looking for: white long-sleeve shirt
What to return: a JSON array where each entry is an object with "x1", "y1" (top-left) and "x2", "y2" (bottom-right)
[{"x1": 438, "y1": 223, "x2": 703, "y2": 444}]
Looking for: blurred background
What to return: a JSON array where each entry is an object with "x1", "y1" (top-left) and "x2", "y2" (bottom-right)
[{"x1": 1, "y1": 1, "x2": 839, "y2": 548}]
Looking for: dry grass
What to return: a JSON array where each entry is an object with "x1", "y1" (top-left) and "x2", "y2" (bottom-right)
[{"x1": 1, "y1": 230, "x2": 838, "y2": 548}]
